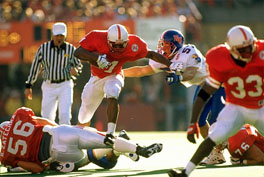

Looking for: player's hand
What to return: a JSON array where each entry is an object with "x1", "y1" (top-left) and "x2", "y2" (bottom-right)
[
  {"x1": 165, "y1": 73, "x2": 183, "y2": 85},
  {"x1": 104, "y1": 133, "x2": 115, "y2": 146},
  {"x1": 97, "y1": 54, "x2": 111, "y2": 69},
  {"x1": 230, "y1": 157, "x2": 242, "y2": 165},
  {"x1": 169, "y1": 62, "x2": 183, "y2": 72},
  {"x1": 187, "y1": 122, "x2": 200, "y2": 144},
  {"x1": 25, "y1": 88, "x2": 32, "y2": 100}
]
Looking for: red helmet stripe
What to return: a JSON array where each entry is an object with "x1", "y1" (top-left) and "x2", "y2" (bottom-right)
[
  {"x1": 117, "y1": 25, "x2": 121, "y2": 40},
  {"x1": 239, "y1": 27, "x2": 248, "y2": 40}
]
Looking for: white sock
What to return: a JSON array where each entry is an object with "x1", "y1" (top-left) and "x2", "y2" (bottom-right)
[
  {"x1": 113, "y1": 137, "x2": 137, "y2": 153},
  {"x1": 185, "y1": 161, "x2": 196, "y2": 176}
]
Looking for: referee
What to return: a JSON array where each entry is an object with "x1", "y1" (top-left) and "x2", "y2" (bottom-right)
[{"x1": 25, "y1": 22, "x2": 82, "y2": 125}]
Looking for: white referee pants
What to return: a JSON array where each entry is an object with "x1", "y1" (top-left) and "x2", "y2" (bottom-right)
[
  {"x1": 209, "y1": 103, "x2": 264, "y2": 145},
  {"x1": 78, "y1": 74, "x2": 124, "y2": 124},
  {"x1": 41, "y1": 80, "x2": 73, "y2": 125}
]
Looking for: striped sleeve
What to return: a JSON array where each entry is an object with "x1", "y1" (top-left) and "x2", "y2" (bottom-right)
[
  {"x1": 25, "y1": 45, "x2": 43, "y2": 87},
  {"x1": 68, "y1": 43, "x2": 82, "y2": 73}
]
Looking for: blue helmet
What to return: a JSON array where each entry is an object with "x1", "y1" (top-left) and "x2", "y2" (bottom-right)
[{"x1": 157, "y1": 29, "x2": 184, "y2": 58}]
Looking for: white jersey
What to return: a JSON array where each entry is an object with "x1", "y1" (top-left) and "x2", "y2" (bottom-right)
[{"x1": 149, "y1": 44, "x2": 207, "y2": 87}]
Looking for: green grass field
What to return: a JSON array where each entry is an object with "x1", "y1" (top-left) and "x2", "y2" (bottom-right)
[{"x1": 1, "y1": 131, "x2": 264, "y2": 177}]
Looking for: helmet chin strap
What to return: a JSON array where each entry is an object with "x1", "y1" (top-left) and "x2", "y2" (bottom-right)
[{"x1": 231, "y1": 53, "x2": 251, "y2": 63}]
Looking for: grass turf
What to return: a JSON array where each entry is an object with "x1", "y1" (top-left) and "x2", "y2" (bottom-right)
[{"x1": 1, "y1": 131, "x2": 264, "y2": 177}]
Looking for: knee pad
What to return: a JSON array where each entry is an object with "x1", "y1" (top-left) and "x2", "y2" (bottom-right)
[
  {"x1": 87, "y1": 149, "x2": 117, "y2": 169},
  {"x1": 104, "y1": 84, "x2": 121, "y2": 99}
]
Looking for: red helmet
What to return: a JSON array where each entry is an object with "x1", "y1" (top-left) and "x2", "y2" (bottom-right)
[
  {"x1": 107, "y1": 24, "x2": 129, "y2": 52},
  {"x1": 225, "y1": 25, "x2": 256, "y2": 63}
]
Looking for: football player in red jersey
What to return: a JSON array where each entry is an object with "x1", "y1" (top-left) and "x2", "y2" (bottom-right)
[
  {"x1": 168, "y1": 25, "x2": 264, "y2": 177},
  {"x1": 0, "y1": 107, "x2": 162, "y2": 173},
  {"x1": 74, "y1": 24, "x2": 183, "y2": 146},
  {"x1": 228, "y1": 124, "x2": 264, "y2": 165}
]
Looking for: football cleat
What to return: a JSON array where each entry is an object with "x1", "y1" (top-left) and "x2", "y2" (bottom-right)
[
  {"x1": 118, "y1": 130, "x2": 130, "y2": 140},
  {"x1": 168, "y1": 169, "x2": 188, "y2": 177},
  {"x1": 200, "y1": 148, "x2": 226, "y2": 165},
  {"x1": 136, "y1": 143, "x2": 163, "y2": 158}
]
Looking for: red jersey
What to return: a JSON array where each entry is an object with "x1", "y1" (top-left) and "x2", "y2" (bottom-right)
[
  {"x1": 80, "y1": 30, "x2": 149, "y2": 78},
  {"x1": 228, "y1": 124, "x2": 264, "y2": 158},
  {"x1": 205, "y1": 40, "x2": 264, "y2": 109},
  {"x1": 0, "y1": 107, "x2": 44, "y2": 167}
]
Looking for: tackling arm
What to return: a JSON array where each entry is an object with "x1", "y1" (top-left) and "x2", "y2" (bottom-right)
[
  {"x1": 74, "y1": 46, "x2": 99, "y2": 66},
  {"x1": 181, "y1": 67, "x2": 199, "y2": 81},
  {"x1": 123, "y1": 65, "x2": 155, "y2": 77},
  {"x1": 32, "y1": 116, "x2": 58, "y2": 126},
  {"x1": 145, "y1": 51, "x2": 171, "y2": 67}
]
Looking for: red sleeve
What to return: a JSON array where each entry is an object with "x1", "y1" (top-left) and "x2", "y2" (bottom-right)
[
  {"x1": 80, "y1": 31, "x2": 97, "y2": 51},
  {"x1": 205, "y1": 45, "x2": 228, "y2": 85}
]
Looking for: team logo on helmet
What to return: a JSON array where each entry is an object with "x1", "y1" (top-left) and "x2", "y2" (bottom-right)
[
  {"x1": 131, "y1": 44, "x2": 139, "y2": 52},
  {"x1": 173, "y1": 35, "x2": 183, "y2": 44},
  {"x1": 259, "y1": 50, "x2": 264, "y2": 60}
]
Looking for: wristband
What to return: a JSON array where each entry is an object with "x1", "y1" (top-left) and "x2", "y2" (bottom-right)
[
  {"x1": 26, "y1": 83, "x2": 32, "y2": 89},
  {"x1": 107, "y1": 122, "x2": 116, "y2": 134}
]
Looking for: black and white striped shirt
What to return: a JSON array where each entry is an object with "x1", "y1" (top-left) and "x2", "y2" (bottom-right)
[{"x1": 26, "y1": 40, "x2": 82, "y2": 87}]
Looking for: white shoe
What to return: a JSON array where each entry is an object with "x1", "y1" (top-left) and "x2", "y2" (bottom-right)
[{"x1": 200, "y1": 148, "x2": 226, "y2": 165}]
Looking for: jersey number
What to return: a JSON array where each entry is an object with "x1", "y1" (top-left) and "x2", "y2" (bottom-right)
[
  {"x1": 7, "y1": 121, "x2": 34, "y2": 156},
  {"x1": 105, "y1": 61, "x2": 118, "y2": 73},
  {"x1": 234, "y1": 142, "x2": 250, "y2": 156},
  {"x1": 228, "y1": 75, "x2": 262, "y2": 99}
]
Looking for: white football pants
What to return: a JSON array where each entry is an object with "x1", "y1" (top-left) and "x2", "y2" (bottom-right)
[
  {"x1": 78, "y1": 74, "x2": 124, "y2": 124},
  {"x1": 209, "y1": 103, "x2": 264, "y2": 145},
  {"x1": 41, "y1": 80, "x2": 73, "y2": 125},
  {"x1": 43, "y1": 125, "x2": 137, "y2": 163}
]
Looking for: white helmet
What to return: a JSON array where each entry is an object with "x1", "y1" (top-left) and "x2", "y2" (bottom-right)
[
  {"x1": 107, "y1": 24, "x2": 129, "y2": 52},
  {"x1": 225, "y1": 25, "x2": 256, "y2": 63}
]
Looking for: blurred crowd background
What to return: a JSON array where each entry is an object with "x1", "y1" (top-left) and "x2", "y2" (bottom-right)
[{"x1": 0, "y1": 0, "x2": 263, "y2": 131}]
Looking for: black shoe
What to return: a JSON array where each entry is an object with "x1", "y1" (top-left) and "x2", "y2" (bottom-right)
[
  {"x1": 136, "y1": 143, "x2": 163, "y2": 158},
  {"x1": 118, "y1": 130, "x2": 130, "y2": 140},
  {"x1": 168, "y1": 169, "x2": 187, "y2": 177}
]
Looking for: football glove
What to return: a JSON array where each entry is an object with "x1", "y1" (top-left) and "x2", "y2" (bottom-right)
[
  {"x1": 166, "y1": 73, "x2": 183, "y2": 85},
  {"x1": 187, "y1": 122, "x2": 200, "y2": 144},
  {"x1": 104, "y1": 133, "x2": 115, "y2": 146},
  {"x1": 97, "y1": 54, "x2": 111, "y2": 69},
  {"x1": 169, "y1": 62, "x2": 183, "y2": 72}
]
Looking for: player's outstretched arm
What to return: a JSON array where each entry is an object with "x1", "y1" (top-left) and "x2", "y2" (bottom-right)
[
  {"x1": 181, "y1": 67, "x2": 199, "y2": 81},
  {"x1": 32, "y1": 116, "x2": 58, "y2": 126},
  {"x1": 145, "y1": 51, "x2": 171, "y2": 67},
  {"x1": 74, "y1": 46, "x2": 100, "y2": 66},
  {"x1": 123, "y1": 65, "x2": 155, "y2": 77}
]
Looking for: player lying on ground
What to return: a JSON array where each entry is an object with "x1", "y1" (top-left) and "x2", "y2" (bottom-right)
[
  {"x1": 228, "y1": 124, "x2": 264, "y2": 165},
  {"x1": 0, "y1": 107, "x2": 163, "y2": 173}
]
